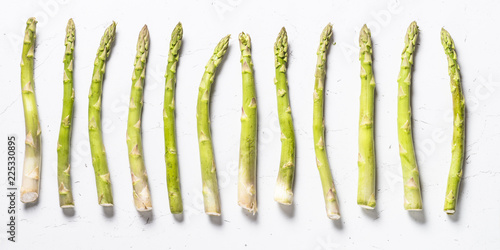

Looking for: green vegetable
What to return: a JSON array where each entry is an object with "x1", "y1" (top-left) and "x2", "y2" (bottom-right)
[
  {"x1": 57, "y1": 19, "x2": 76, "y2": 208},
  {"x1": 126, "y1": 25, "x2": 152, "y2": 211},
  {"x1": 196, "y1": 35, "x2": 230, "y2": 215},
  {"x1": 313, "y1": 23, "x2": 340, "y2": 219},
  {"x1": 164, "y1": 23, "x2": 183, "y2": 214},
  {"x1": 441, "y1": 28, "x2": 465, "y2": 214},
  {"x1": 273, "y1": 27, "x2": 296, "y2": 205},
  {"x1": 20, "y1": 17, "x2": 41, "y2": 203},
  {"x1": 397, "y1": 21, "x2": 423, "y2": 210},
  {"x1": 88, "y1": 22, "x2": 116, "y2": 206},
  {"x1": 237, "y1": 32, "x2": 257, "y2": 214},
  {"x1": 357, "y1": 24, "x2": 376, "y2": 209}
]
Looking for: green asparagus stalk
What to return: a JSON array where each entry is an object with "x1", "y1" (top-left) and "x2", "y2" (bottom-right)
[
  {"x1": 20, "y1": 17, "x2": 41, "y2": 203},
  {"x1": 441, "y1": 28, "x2": 465, "y2": 214},
  {"x1": 397, "y1": 21, "x2": 423, "y2": 211},
  {"x1": 273, "y1": 27, "x2": 296, "y2": 205},
  {"x1": 237, "y1": 32, "x2": 257, "y2": 214},
  {"x1": 126, "y1": 25, "x2": 152, "y2": 211},
  {"x1": 196, "y1": 35, "x2": 230, "y2": 215},
  {"x1": 57, "y1": 19, "x2": 76, "y2": 208},
  {"x1": 164, "y1": 23, "x2": 183, "y2": 214},
  {"x1": 313, "y1": 24, "x2": 340, "y2": 219},
  {"x1": 357, "y1": 24, "x2": 376, "y2": 209},
  {"x1": 88, "y1": 22, "x2": 116, "y2": 206}
]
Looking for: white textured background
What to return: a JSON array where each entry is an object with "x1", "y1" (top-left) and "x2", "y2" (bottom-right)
[{"x1": 1, "y1": 0, "x2": 499, "y2": 249}]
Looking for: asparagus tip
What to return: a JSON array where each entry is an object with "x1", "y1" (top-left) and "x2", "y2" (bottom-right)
[
  {"x1": 323, "y1": 23, "x2": 333, "y2": 36},
  {"x1": 108, "y1": 21, "x2": 117, "y2": 35},
  {"x1": 238, "y1": 32, "x2": 251, "y2": 48},
  {"x1": 174, "y1": 22, "x2": 183, "y2": 33},
  {"x1": 170, "y1": 22, "x2": 183, "y2": 46},
  {"x1": 440, "y1": 27, "x2": 454, "y2": 47},
  {"x1": 359, "y1": 24, "x2": 371, "y2": 43},
  {"x1": 27, "y1": 17, "x2": 37, "y2": 24},
  {"x1": 276, "y1": 27, "x2": 287, "y2": 41},
  {"x1": 139, "y1": 24, "x2": 149, "y2": 41}
]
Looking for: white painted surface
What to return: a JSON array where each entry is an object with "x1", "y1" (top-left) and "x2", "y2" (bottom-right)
[{"x1": 1, "y1": 0, "x2": 499, "y2": 249}]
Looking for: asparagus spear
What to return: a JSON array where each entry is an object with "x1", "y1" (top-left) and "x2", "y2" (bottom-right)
[
  {"x1": 196, "y1": 35, "x2": 230, "y2": 215},
  {"x1": 313, "y1": 24, "x2": 340, "y2": 219},
  {"x1": 20, "y1": 17, "x2": 41, "y2": 203},
  {"x1": 126, "y1": 25, "x2": 152, "y2": 211},
  {"x1": 273, "y1": 27, "x2": 296, "y2": 205},
  {"x1": 441, "y1": 28, "x2": 465, "y2": 214},
  {"x1": 357, "y1": 24, "x2": 376, "y2": 209},
  {"x1": 57, "y1": 19, "x2": 76, "y2": 208},
  {"x1": 164, "y1": 23, "x2": 183, "y2": 214},
  {"x1": 397, "y1": 21, "x2": 423, "y2": 210},
  {"x1": 88, "y1": 22, "x2": 116, "y2": 206},
  {"x1": 237, "y1": 32, "x2": 257, "y2": 214}
]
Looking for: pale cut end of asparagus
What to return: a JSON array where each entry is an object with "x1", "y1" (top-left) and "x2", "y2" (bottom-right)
[
  {"x1": 21, "y1": 192, "x2": 38, "y2": 203},
  {"x1": 328, "y1": 214, "x2": 341, "y2": 220},
  {"x1": 238, "y1": 200, "x2": 257, "y2": 214},
  {"x1": 359, "y1": 205, "x2": 375, "y2": 210},
  {"x1": 408, "y1": 208, "x2": 423, "y2": 212},
  {"x1": 274, "y1": 182, "x2": 293, "y2": 205},
  {"x1": 136, "y1": 206, "x2": 152, "y2": 212}
]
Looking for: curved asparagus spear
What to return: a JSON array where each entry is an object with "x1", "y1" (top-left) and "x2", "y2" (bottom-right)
[
  {"x1": 57, "y1": 19, "x2": 76, "y2": 208},
  {"x1": 20, "y1": 17, "x2": 41, "y2": 203},
  {"x1": 126, "y1": 25, "x2": 152, "y2": 211},
  {"x1": 196, "y1": 35, "x2": 230, "y2": 215},
  {"x1": 88, "y1": 22, "x2": 116, "y2": 206},
  {"x1": 273, "y1": 27, "x2": 296, "y2": 205},
  {"x1": 357, "y1": 24, "x2": 376, "y2": 209},
  {"x1": 313, "y1": 23, "x2": 340, "y2": 219},
  {"x1": 397, "y1": 21, "x2": 423, "y2": 211},
  {"x1": 441, "y1": 28, "x2": 465, "y2": 214},
  {"x1": 164, "y1": 23, "x2": 183, "y2": 214},
  {"x1": 237, "y1": 32, "x2": 257, "y2": 214}
]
